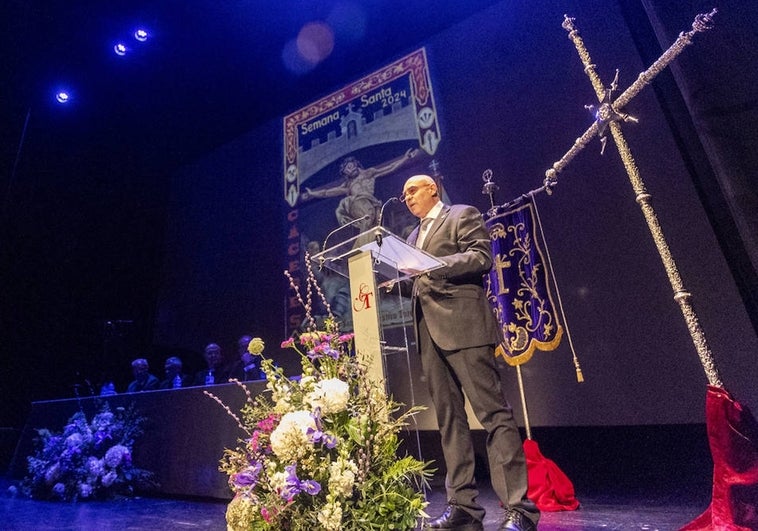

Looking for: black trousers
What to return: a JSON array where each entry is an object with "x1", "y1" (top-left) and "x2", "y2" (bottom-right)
[{"x1": 417, "y1": 314, "x2": 539, "y2": 525}]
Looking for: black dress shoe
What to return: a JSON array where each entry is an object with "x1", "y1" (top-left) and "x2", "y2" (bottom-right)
[
  {"x1": 423, "y1": 503, "x2": 484, "y2": 530},
  {"x1": 498, "y1": 508, "x2": 537, "y2": 531}
]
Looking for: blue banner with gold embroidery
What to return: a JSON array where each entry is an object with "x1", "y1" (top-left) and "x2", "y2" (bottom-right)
[{"x1": 485, "y1": 199, "x2": 563, "y2": 366}]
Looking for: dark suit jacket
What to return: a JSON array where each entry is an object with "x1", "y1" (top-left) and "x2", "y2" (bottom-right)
[{"x1": 408, "y1": 204, "x2": 500, "y2": 351}]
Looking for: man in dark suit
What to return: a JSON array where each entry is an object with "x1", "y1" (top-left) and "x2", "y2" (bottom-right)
[
  {"x1": 228, "y1": 334, "x2": 265, "y2": 382},
  {"x1": 402, "y1": 174, "x2": 539, "y2": 531},
  {"x1": 193, "y1": 343, "x2": 230, "y2": 386},
  {"x1": 126, "y1": 358, "x2": 160, "y2": 393}
]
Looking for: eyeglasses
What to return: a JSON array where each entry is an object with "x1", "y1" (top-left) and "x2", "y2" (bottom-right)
[{"x1": 400, "y1": 184, "x2": 431, "y2": 203}]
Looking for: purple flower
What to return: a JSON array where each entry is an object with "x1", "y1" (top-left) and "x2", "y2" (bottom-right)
[
  {"x1": 284, "y1": 464, "x2": 298, "y2": 481},
  {"x1": 322, "y1": 433, "x2": 338, "y2": 449},
  {"x1": 278, "y1": 464, "x2": 321, "y2": 500},
  {"x1": 306, "y1": 410, "x2": 324, "y2": 437},
  {"x1": 93, "y1": 429, "x2": 112, "y2": 446},
  {"x1": 300, "y1": 479, "x2": 321, "y2": 495},
  {"x1": 306, "y1": 425, "x2": 323, "y2": 441},
  {"x1": 307, "y1": 426, "x2": 339, "y2": 449},
  {"x1": 232, "y1": 462, "x2": 262, "y2": 489},
  {"x1": 280, "y1": 478, "x2": 300, "y2": 500},
  {"x1": 322, "y1": 345, "x2": 340, "y2": 359},
  {"x1": 305, "y1": 409, "x2": 337, "y2": 448}
]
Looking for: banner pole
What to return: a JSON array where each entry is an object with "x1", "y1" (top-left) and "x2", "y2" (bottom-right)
[{"x1": 515, "y1": 365, "x2": 532, "y2": 440}]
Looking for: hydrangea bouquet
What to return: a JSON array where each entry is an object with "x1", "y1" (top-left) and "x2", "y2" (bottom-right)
[
  {"x1": 23, "y1": 401, "x2": 155, "y2": 501},
  {"x1": 205, "y1": 264, "x2": 432, "y2": 530}
]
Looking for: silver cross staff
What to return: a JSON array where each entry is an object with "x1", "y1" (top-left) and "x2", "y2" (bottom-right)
[{"x1": 546, "y1": 9, "x2": 722, "y2": 387}]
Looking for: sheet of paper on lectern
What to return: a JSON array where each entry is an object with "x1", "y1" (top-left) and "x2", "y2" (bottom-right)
[{"x1": 312, "y1": 226, "x2": 444, "y2": 286}]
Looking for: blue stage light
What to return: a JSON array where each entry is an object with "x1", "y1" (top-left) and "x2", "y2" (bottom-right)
[
  {"x1": 114, "y1": 42, "x2": 128, "y2": 56},
  {"x1": 134, "y1": 28, "x2": 149, "y2": 42},
  {"x1": 55, "y1": 91, "x2": 70, "y2": 104}
]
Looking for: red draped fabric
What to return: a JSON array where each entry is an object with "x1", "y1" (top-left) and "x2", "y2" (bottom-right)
[
  {"x1": 523, "y1": 439, "x2": 580, "y2": 512},
  {"x1": 680, "y1": 386, "x2": 758, "y2": 530}
]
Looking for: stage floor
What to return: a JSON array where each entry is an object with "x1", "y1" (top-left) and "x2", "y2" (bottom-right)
[{"x1": 1, "y1": 478, "x2": 708, "y2": 530}]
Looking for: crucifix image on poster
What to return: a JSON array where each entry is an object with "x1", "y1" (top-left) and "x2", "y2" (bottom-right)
[{"x1": 299, "y1": 148, "x2": 419, "y2": 233}]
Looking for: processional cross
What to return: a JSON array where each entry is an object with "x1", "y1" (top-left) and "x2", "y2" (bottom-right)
[{"x1": 546, "y1": 9, "x2": 722, "y2": 388}]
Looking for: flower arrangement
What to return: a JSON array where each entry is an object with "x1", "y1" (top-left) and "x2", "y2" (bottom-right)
[
  {"x1": 205, "y1": 262, "x2": 432, "y2": 530},
  {"x1": 23, "y1": 401, "x2": 156, "y2": 501}
]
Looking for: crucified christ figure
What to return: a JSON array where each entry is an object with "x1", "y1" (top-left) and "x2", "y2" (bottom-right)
[{"x1": 300, "y1": 148, "x2": 419, "y2": 231}]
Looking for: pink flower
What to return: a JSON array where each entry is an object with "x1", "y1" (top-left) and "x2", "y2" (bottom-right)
[
  {"x1": 298, "y1": 332, "x2": 318, "y2": 345},
  {"x1": 280, "y1": 338, "x2": 295, "y2": 348},
  {"x1": 248, "y1": 432, "x2": 260, "y2": 452},
  {"x1": 261, "y1": 506, "x2": 277, "y2": 523},
  {"x1": 257, "y1": 414, "x2": 279, "y2": 432}
]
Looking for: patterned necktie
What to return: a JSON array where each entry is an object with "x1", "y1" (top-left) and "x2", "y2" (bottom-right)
[{"x1": 416, "y1": 217, "x2": 433, "y2": 248}]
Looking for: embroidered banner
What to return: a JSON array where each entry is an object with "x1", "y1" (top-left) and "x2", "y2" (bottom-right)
[
  {"x1": 485, "y1": 199, "x2": 563, "y2": 366},
  {"x1": 282, "y1": 48, "x2": 441, "y2": 337},
  {"x1": 283, "y1": 47, "x2": 440, "y2": 208}
]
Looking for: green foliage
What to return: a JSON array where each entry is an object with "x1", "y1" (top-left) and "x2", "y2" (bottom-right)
[{"x1": 206, "y1": 265, "x2": 433, "y2": 530}]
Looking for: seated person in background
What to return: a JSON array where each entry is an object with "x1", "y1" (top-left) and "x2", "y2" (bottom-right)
[
  {"x1": 158, "y1": 356, "x2": 191, "y2": 389},
  {"x1": 228, "y1": 334, "x2": 265, "y2": 382},
  {"x1": 193, "y1": 343, "x2": 230, "y2": 385},
  {"x1": 126, "y1": 358, "x2": 159, "y2": 393},
  {"x1": 100, "y1": 381, "x2": 117, "y2": 396},
  {"x1": 98, "y1": 371, "x2": 118, "y2": 396}
]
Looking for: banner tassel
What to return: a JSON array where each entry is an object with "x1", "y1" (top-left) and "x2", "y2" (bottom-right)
[{"x1": 532, "y1": 195, "x2": 585, "y2": 383}]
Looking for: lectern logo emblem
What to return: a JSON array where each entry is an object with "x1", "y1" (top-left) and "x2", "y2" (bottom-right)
[{"x1": 353, "y1": 283, "x2": 374, "y2": 312}]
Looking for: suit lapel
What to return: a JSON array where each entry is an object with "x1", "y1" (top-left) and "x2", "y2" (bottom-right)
[{"x1": 422, "y1": 205, "x2": 450, "y2": 251}]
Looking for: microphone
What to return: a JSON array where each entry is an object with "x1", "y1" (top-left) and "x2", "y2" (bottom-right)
[
  {"x1": 321, "y1": 214, "x2": 371, "y2": 254},
  {"x1": 375, "y1": 197, "x2": 399, "y2": 247}
]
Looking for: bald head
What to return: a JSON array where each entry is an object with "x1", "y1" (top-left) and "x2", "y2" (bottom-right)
[
  {"x1": 406, "y1": 174, "x2": 436, "y2": 188},
  {"x1": 402, "y1": 174, "x2": 439, "y2": 218}
]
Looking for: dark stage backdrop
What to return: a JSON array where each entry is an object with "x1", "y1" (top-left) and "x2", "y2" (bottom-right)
[{"x1": 154, "y1": 0, "x2": 758, "y2": 426}]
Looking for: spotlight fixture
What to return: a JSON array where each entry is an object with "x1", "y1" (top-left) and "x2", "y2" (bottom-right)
[
  {"x1": 113, "y1": 42, "x2": 128, "y2": 56},
  {"x1": 134, "y1": 28, "x2": 149, "y2": 42},
  {"x1": 55, "y1": 91, "x2": 70, "y2": 104}
]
